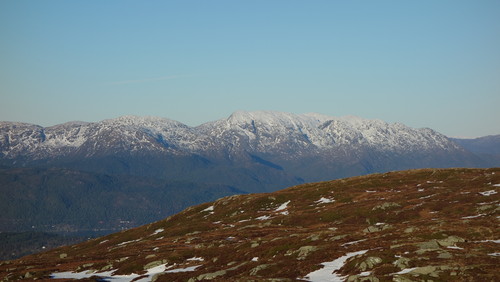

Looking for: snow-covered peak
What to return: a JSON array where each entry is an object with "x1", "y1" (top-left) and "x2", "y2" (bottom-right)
[
  {"x1": 0, "y1": 111, "x2": 464, "y2": 161},
  {"x1": 223, "y1": 111, "x2": 322, "y2": 130},
  {"x1": 100, "y1": 115, "x2": 188, "y2": 129},
  {"x1": 228, "y1": 110, "x2": 303, "y2": 122},
  {"x1": 196, "y1": 111, "x2": 463, "y2": 153},
  {"x1": 46, "y1": 121, "x2": 90, "y2": 128},
  {"x1": 300, "y1": 112, "x2": 336, "y2": 124}
]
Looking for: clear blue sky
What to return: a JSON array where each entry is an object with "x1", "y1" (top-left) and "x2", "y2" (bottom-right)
[{"x1": 1, "y1": 0, "x2": 499, "y2": 137}]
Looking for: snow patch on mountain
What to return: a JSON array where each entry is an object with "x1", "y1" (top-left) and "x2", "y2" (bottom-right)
[{"x1": 304, "y1": 249, "x2": 368, "y2": 281}]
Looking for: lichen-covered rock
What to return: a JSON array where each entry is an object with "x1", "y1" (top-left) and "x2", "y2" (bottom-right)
[
  {"x1": 363, "y1": 224, "x2": 391, "y2": 233},
  {"x1": 143, "y1": 259, "x2": 167, "y2": 270},
  {"x1": 416, "y1": 240, "x2": 441, "y2": 253},
  {"x1": 372, "y1": 202, "x2": 401, "y2": 210},
  {"x1": 249, "y1": 264, "x2": 273, "y2": 275},
  {"x1": 436, "y1": 236, "x2": 465, "y2": 247},
  {"x1": 347, "y1": 275, "x2": 380, "y2": 282},
  {"x1": 404, "y1": 227, "x2": 416, "y2": 233},
  {"x1": 308, "y1": 234, "x2": 320, "y2": 241},
  {"x1": 437, "y1": 251, "x2": 453, "y2": 259},
  {"x1": 76, "y1": 263, "x2": 94, "y2": 271},
  {"x1": 411, "y1": 265, "x2": 439, "y2": 277},
  {"x1": 393, "y1": 257, "x2": 410, "y2": 269},
  {"x1": 398, "y1": 265, "x2": 452, "y2": 278},
  {"x1": 100, "y1": 263, "x2": 113, "y2": 271},
  {"x1": 356, "y1": 256, "x2": 382, "y2": 271},
  {"x1": 192, "y1": 262, "x2": 247, "y2": 281},
  {"x1": 329, "y1": 234, "x2": 347, "y2": 241},
  {"x1": 195, "y1": 269, "x2": 227, "y2": 280},
  {"x1": 293, "y1": 246, "x2": 318, "y2": 260},
  {"x1": 392, "y1": 276, "x2": 415, "y2": 282}
]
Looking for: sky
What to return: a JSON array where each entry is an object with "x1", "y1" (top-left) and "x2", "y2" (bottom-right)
[{"x1": 1, "y1": 0, "x2": 499, "y2": 137}]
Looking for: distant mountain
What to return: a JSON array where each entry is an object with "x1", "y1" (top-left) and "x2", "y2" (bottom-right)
[
  {"x1": 0, "y1": 111, "x2": 496, "y2": 233},
  {"x1": 2, "y1": 168, "x2": 499, "y2": 281},
  {"x1": 0, "y1": 111, "x2": 486, "y2": 178},
  {"x1": 451, "y1": 135, "x2": 500, "y2": 165},
  {"x1": 0, "y1": 167, "x2": 244, "y2": 232}
]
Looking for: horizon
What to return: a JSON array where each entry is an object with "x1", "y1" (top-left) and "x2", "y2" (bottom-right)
[{"x1": 1, "y1": 1, "x2": 499, "y2": 137}]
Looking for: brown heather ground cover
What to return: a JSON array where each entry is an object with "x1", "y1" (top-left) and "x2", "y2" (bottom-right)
[{"x1": 1, "y1": 168, "x2": 499, "y2": 281}]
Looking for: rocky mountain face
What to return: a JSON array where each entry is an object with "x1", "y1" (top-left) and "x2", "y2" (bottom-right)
[
  {"x1": 1, "y1": 168, "x2": 499, "y2": 281},
  {"x1": 0, "y1": 111, "x2": 494, "y2": 233}
]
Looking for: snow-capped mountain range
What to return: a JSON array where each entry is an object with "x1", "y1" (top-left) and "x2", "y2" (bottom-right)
[
  {"x1": 0, "y1": 111, "x2": 497, "y2": 233},
  {"x1": 0, "y1": 111, "x2": 465, "y2": 161}
]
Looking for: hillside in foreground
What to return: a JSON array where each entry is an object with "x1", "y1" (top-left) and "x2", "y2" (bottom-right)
[{"x1": 1, "y1": 168, "x2": 499, "y2": 281}]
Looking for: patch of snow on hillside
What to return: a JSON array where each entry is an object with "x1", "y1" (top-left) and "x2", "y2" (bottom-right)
[
  {"x1": 492, "y1": 184, "x2": 500, "y2": 187},
  {"x1": 256, "y1": 215, "x2": 271, "y2": 221},
  {"x1": 51, "y1": 271, "x2": 114, "y2": 281},
  {"x1": 187, "y1": 257, "x2": 204, "y2": 261},
  {"x1": 117, "y1": 239, "x2": 141, "y2": 246},
  {"x1": 145, "y1": 263, "x2": 168, "y2": 274},
  {"x1": 164, "y1": 265, "x2": 201, "y2": 273},
  {"x1": 303, "y1": 250, "x2": 368, "y2": 282},
  {"x1": 202, "y1": 206, "x2": 214, "y2": 212},
  {"x1": 462, "y1": 214, "x2": 486, "y2": 219},
  {"x1": 475, "y1": 239, "x2": 500, "y2": 243},
  {"x1": 151, "y1": 228, "x2": 164, "y2": 236},
  {"x1": 316, "y1": 197, "x2": 335, "y2": 204},
  {"x1": 477, "y1": 200, "x2": 499, "y2": 205},
  {"x1": 341, "y1": 239, "x2": 366, "y2": 246},
  {"x1": 479, "y1": 190, "x2": 497, "y2": 196},
  {"x1": 393, "y1": 267, "x2": 417, "y2": 275},
  {"x1": 51, "y1": 263, "x2": 170, "y2": 282},
  {"x1": 359, "y1": 271, "x2": 371, "y2": 276},
  {"x1": 276, "y1": 200, "x2": 290, "y2": 211}
]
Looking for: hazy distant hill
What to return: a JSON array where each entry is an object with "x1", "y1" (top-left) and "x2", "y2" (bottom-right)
[
  {"x1": 0, "y1": 111, "x2": 496, "y2": 234},
  {"x1": 451, "y1": 135, "x2": 500, "y2": 155},
  {"x1": 2, "y1": 168, "x2": 498, "y2": 281},
  {"x1": 0, "y1": 232, "x2": 84, "y2": 261},
  {"x1": 0, "y1": 167, "x2": 244, "y2": 232}
]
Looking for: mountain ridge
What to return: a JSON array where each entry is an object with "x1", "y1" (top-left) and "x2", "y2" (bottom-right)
[{"x1": 0, "y1": 111, "x2": 474, "y2": 161}]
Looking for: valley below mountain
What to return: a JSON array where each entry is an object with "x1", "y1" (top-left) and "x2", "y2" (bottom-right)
[{"x1": 1, "y1": 168, "x2": 499, "y2": 281}]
